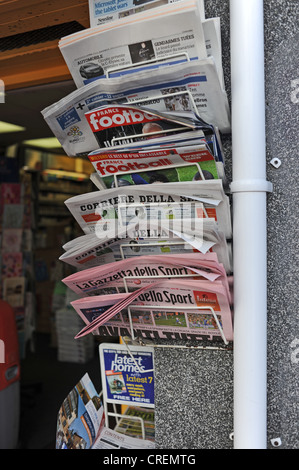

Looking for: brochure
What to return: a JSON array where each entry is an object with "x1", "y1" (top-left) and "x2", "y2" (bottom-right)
[{"x1": 56, "y1": 373, "x2": 154, "y2": 449}]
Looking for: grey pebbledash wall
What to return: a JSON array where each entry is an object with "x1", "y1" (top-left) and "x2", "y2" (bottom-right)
[{"x1": 153, "y1": 0, "x2": 299, "y2": 449}]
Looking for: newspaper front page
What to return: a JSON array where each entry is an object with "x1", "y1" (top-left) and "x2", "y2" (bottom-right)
[
  {"x1": 41, "y1": 58, "x2": 230, "y2": 157},
  {"x1": 59, "y1": 1, "x2": 207, "y2": 88},
  {"x1": 71, "y1": 279, "x2": 233, "y2": 342},
  {"x1": 88, "y1": 0, "x2": 205, "y2": 27}
]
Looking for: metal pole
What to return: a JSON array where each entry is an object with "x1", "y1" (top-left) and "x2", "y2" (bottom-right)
[{"x1": 230, "y1": 0, "x2": 272, "y2": 449}]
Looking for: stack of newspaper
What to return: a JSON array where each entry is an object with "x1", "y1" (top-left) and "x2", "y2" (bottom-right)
[
  {"x1": 55, "y1": 306, "x2": 95, "y2": 363},
  {"x1": 41, "y1": 0, "x2": 233, "y2": 346},
  {"x1": 41, "y1": 0, "x2": 230, "y2": 158}
]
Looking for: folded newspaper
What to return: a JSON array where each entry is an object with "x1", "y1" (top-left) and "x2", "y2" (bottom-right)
[
  {"x1": 84, "y1": 104, "x2": 220, "y2": 150},
  {"x1": 88, "y1": 0, "x2": 205, "y2": 27},
  {"x1": 56, "y1": 373, "x2": 154, "y2": 449},
  {"x1": 59, "y1": 0, "x2": 209, "y2": 88},
  {"x1": 63, "y1": 180, "x2": 232, "y2": 238},
  {"x1": 87, "y1": 143, "x2": 221, "y2": 189},
  {"x1": 59, "y1": 217, "x2": 232, "y2": 274},
  {"x1": 71, "y1": 278, "x2": 233, "y2": 343},
  {"x1": 61, "y1": 252, "x2": 231, "y2": 301},
  {"x1": 41, "y1": 58, "x2": 230, "y2": 158}
]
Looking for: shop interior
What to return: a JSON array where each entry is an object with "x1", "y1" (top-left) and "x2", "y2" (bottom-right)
[{"x1": 0, "y1": 2, "x2": 115, "y2": 449}]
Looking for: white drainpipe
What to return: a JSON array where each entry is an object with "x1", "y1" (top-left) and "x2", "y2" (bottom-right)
[{"x1": 230, "y1": 0, "x2": 273, "y2": 449}]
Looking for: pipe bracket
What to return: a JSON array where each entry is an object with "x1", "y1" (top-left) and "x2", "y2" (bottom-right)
[{"x1": 230, "y1": 179, "x2": 273, "y2": 193}]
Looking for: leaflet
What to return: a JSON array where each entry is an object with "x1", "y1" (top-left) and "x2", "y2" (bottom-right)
[
  {"x1": 88, "y1": 0, "x2": 205, "y2": 27},
  {"x1": 71, "y1": 279, "x2": 233, "y2": 342},
  {"x1": 59, "y1": 1, "x2": 207, "y2": 88},
  {"x1": 64, "y1": 180, "x2": 232, "y2": 238},
  {"x1": 56, "y1": 373, "x2": 154, "y2": 449},
  {"x1": 41, "y1": 58, "x2": 230, "y2": 158},
  {"x1": 62, "y1": 252, "x2": 230, "y2": 298}
]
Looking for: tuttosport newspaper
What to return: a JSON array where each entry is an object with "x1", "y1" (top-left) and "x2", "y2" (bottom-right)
[
  {"x1": 70, "y1": 278, "x2": 233, "y2": 343},
  {"x1": 59, "y1": 1, "x2": 212, "y2": 88},
  {"x1": 88, "y1": 0, "x2": 205, "y2": 27},
  {"x1": 56, "y1": 373, "x2": 154, "y2": 449},
  {"x1": 41, "y1": 58, "x2": 230, "y2": 157},
  {"x1": 63, "y1": 180, "x2": 232, "y2": 238}
]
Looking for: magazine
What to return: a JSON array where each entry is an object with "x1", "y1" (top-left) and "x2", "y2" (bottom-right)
[
  {"x1": 56, "y1": 373, "x2": 154, "y2": 449},
  {"x1": 71, "y1": 279, "x2": 233, "y2": 342},
  {"x1": 59, "y1": 0, "x2": 207, "y2": 88},
  {"x1": 41, "y1": 58, "x2": 230, "y2": 158}
]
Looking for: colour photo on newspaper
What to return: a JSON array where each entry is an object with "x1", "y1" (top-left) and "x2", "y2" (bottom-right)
[
  {"x1": 71, "y1": 279, "x2": 233, "y2": 343},
  {"x1": 87, "y1": 144, "x2": 220, "y2": 189}
]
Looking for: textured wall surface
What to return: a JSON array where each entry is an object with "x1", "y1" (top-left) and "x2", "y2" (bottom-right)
[{"x1": 154, "y1": 0, "x2": 299, "y2": 449}]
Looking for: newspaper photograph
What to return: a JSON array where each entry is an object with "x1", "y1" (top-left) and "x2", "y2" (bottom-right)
[
  {"x1": 114, "y1": 406, "x2": 155, "y2": 441},
  {"x1": 71, "y1": 279, "x2": 233, "y2": 342},
  {"x1": 41, "y1": 57, "x2": 230, "y2": 158},
  {"x1": 56, "y1": 373, "x2": 154, "y2": 449},
  {"x1": 88, "y1": 0, "x2": 205, "y2": 27},
  {"x1": 59, "y1": 0, "x2": 207, "y2": 88}
]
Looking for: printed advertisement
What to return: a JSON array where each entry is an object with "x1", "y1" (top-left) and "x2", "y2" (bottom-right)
[{"x1": 99, "y1": 343, "x2": 155, "y2": 408}]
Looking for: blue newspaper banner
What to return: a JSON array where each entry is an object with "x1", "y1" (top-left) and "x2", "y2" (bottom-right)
[{"x1": 99, "y1": 343, "x2": 155, "y2": 408}]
